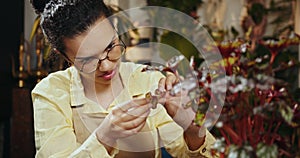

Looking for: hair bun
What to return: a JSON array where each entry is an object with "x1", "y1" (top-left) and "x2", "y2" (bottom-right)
[{"x1": 30, "y1": 0, "x2": 50, "y2": 14}]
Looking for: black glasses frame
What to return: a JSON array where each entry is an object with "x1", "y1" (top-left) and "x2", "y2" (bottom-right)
[{"x1": 78, "y1": 38, "x2": 126, "y2": 73}]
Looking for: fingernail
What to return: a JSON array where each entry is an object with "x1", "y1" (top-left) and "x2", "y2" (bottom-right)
[
  {"x1": 167, "y1": 84, "x2": 171, "y2": 90},
  {"x1": 152, "y1": 103, "x2": 157, "y2": 109},
  {"x1": 159, "y1": 86, "x2": 165, "y2": 92},
  {"x1": 155, "y1": 89, "x2": 161, "y2": 95},
  {"x1": 151, "y1": 97, "x2": 158, "y2": 106}
]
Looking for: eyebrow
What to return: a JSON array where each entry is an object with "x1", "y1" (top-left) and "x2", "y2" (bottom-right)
[{"x1": 75, "y1": 35, "x2": 118, "y2": 59}]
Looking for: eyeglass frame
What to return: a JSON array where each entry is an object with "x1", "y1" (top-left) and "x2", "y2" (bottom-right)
[
  {"x1": 60, "y1": 36, "x2": 127, "y2": 73},
  {"x1": 77, "y1": 37, "x2": 126, "y2": 73}
]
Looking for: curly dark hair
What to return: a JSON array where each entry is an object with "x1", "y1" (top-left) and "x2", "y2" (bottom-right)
[{"x1": 30, "y1": 0, "x2": 112, "y2": 55}]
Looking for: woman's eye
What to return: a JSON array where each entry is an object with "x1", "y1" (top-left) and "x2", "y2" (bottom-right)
[{"x1": 80, "y1": 58, "x2": 93, "y2": 63}]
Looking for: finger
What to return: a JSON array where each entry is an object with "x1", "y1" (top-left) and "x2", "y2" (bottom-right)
[
  {"x1": 163, "y1": 100, "x2": 179, "y2": 117},
  {"x1": 165, "y1": 73, "x2": 178, "y2": 90},
  {"x1": 158, "y1": 77, "x2": 166, "y2": 92},
  {"x1": 115, "y1": 98, "x2": 150, "y2": 112},
  {"x1": 158, "y1": 96, "x2": 166, "y2": 105},
  {"x1": 121, "y1": 122, "x2": 146, "y2": 138},
  {"x1": 176, "y1": 88, "x2": 189, "y2": 96},
  {"x1": 110, "y1": 120, "x2": 147, "y2": 139},
  {"x1": 168, "y1": 93, "x2": 190, "y2": 106},
  {"x1": 167, "y1": 87, "x2": 189, "y2": 97},
  {"x1": 120, "y1": 110, "x2": 150, "y2": 130},
  {"x1": 120, "y1": 103, "x2": 152, "y2": 122}
]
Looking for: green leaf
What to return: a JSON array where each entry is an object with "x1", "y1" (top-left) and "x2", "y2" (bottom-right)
[
  {"x1": 227, "y1": 144, "x2": 254, "y2": 158},
  {"x1": 279, "y1": 104, "x2": 294, "y2": 124},
  {"x1": 256, "y1": 143, "x2": 278, "y2": 158}
]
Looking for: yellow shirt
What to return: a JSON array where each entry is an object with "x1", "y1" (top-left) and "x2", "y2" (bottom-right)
[{"x1": 32, "y1": 62, "x2": 216, "y2": 158}]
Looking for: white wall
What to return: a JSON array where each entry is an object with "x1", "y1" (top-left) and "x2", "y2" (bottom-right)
[{"x1": 24, "y1": 0, "x2": 37, "y2": 41}]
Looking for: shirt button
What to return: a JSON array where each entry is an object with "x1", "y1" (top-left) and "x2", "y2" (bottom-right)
[{"x1": 202, "y1": 147, "x2": 206, "y2": 153}]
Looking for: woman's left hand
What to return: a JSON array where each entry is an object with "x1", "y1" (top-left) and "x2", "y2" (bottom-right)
[
  {"x1": 158, "y1": 73, "x2": 195, "y2": 130},
  {"x1": 158, "y1": 73, "x2": 206, "y2": 150}
]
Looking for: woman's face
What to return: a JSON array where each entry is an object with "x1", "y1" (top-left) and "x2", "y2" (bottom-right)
[{"x1": 64, "y1": 17, "x2": 121, "y2": 85}]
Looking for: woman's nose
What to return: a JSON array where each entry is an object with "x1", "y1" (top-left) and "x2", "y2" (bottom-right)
[{"x1": 97, "y1": 59, "x2": 113, "y2": 71}]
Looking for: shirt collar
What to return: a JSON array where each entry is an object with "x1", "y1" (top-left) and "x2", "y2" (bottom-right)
[{"x1": 70, "y1": 66, "x2": 87, "y2": 107}]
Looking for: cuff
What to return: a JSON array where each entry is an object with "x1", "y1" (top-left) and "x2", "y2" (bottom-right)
[
  {"x1": 70, "y1": 132, "x2": 119, "y2": 158},
  {"x1": 90, "y1": 132, "x2": 119, "y2": 157},
  {"x1": 184, "y1": 129, "x2": 216, "y2": 158}
]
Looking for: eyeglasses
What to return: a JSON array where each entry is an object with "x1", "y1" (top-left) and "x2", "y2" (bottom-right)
[{"x1": 74, "y1": 38, "x2": 126, "y2": 73}]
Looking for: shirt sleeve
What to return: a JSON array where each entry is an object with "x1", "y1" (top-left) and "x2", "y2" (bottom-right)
[
  {"x1": 154, "y1": 105, "x2": 216, "y2": 158},
  {"x1": 145, "y1": 66, "x2": 217, "y2": 157},
  {"x1": 32, "y1": 63, "x2": 157, "y2": 158},
  {"x1": 32, "y1": 93, "x2": 117, "y2": 158},
  {"x1": 69, "y1": 132, "x2": 119, "y2": 158}
]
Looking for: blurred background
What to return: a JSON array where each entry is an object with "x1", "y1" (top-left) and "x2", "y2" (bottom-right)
[{"x1": 0, "y1": 0, "x2": 299, "y2": 157}]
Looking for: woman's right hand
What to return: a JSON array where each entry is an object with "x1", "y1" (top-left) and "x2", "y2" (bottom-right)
[{"x1": 95, "y1": 98, "x2": 152, "y2": 148}]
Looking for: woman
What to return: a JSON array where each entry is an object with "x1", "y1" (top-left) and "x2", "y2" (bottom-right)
[{"x1": 30, "y1": 0, "x2": 216, "y2": 157}]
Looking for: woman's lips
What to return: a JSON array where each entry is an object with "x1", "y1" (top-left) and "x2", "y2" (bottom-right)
[{"x1": 98, "y1": 69, "x2": 116, "y2": 80}]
